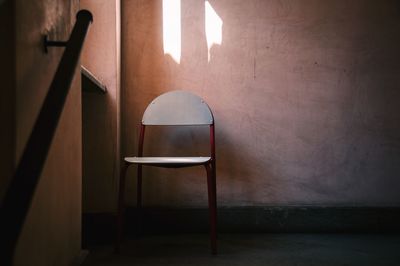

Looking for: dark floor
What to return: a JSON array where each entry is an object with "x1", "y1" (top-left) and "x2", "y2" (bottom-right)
[{"x1": 83, "y1": 234, "x2": 400, "y2": 266}]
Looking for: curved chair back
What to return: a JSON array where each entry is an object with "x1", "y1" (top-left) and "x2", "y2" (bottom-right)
[{"x1": 142, "y1": 90, "x2": 214, "y2": 125}]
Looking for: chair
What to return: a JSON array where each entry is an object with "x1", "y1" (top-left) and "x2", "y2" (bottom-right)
[{"x1": 116, "y1": 90, "x2": 217, "y2": 254}]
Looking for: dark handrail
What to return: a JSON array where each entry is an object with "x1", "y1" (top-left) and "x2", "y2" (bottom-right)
[{"x1": 0, "y1": 10, "x2": 92, "y2": 264}]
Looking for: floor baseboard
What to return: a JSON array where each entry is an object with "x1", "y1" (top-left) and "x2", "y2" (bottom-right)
[
  {"x1": 71, "y1": 249, "x2": 89, "y2": 266},
  {"x1": 82, "y1": 206, "x2": 400, "y2": 246}
]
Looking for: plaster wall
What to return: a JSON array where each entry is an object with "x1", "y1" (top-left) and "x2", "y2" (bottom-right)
[
  {"x1": 122, "y1": 0, "x2": 400, "y2": 207},
  {"x1": 81, "y1": 0, "x2": 120, "y2": 212},
  {"x1": 13, "y1": 0, "x2": 82, "y2": 265}
]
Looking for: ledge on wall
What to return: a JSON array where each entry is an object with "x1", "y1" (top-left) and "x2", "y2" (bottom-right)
[{"x1": 81, "y1": 65, "x2": 107, "y2": 94}]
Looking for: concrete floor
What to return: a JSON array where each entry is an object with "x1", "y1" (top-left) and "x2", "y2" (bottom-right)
[{"x1": 83, "y1": 234, "x2": 400, "y2": 266}]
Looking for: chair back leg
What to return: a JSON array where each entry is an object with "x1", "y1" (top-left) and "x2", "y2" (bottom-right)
[
  {"x1": 136, "y1": 165, "x2": 144, "y2": 235},
  {"x1": 137, "y1": 165, "x2": 143, "y2": 208}
]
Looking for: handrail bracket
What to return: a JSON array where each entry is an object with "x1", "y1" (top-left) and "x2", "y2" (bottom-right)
[{"x1": 43, "y1": 35, "x2": 68, "y2": 53}]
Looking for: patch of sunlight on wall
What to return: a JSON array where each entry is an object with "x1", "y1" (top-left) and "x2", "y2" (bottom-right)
[
  {"x1": 205, "y1": 1, "x2": 223, "y2": 62},
  {"x1": 163, "y1": 0, "x2": 181, "y2": 64}
]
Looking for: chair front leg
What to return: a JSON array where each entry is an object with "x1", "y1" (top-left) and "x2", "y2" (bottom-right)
[
  {"x1": 136, "y1": 164, "x2": 143, "y2": 235},
  {"x1": 212, "y1": 161, "x2": 217, "y2": 215},
  {"x1": 205, "y1": 163, "x2": 217, "y2": 254},
  {"x1": 115, "y1": 162, "x2": 129, "y2": 253}
]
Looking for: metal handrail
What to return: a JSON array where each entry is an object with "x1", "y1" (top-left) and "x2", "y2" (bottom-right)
[{"x1": 0, "y1": 10, "x2": 93, "y2": 264}]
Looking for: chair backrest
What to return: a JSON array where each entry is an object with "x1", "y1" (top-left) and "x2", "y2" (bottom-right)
[{"x1": 142, "y1": 90, "x2": 214, "y2": 125}]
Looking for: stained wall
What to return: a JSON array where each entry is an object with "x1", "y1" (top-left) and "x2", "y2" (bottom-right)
[{"x1": 121, "y1": 0, "x2": 400, "y2": 207}]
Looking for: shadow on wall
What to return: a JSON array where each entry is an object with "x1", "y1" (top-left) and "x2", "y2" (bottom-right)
[{"x1": 83, "y1": 91, "x2": 118, "y2": 211}]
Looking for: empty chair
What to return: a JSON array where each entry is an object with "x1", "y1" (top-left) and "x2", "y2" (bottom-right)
[{"x1": 116, "y1": 90, "x2": 217, "y2": 254}]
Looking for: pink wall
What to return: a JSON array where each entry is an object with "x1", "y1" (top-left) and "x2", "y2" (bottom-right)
[
  {"x1": 81, "y1": 0, "x2": 121, "y2": 213},
  {"x1": 12, "y1": 0, "x2": 83, "y2": 265},
  {"x1": 122, "y1": 0, "x2": 400, "y2": 207}
]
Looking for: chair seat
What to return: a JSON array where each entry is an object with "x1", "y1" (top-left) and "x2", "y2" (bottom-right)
[{"x1": 124, "y1": 156, "x2": 211, "y2": 167}]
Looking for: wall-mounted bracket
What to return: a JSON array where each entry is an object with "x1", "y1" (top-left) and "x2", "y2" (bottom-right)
[{"x1": 43, "y1": 35, "x2": 68, "y2": 53}]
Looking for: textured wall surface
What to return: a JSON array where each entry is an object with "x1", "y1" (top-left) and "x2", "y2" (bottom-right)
[
  {"x1": 81, "y1": 0, "x2": 120, "y2": 213},
  {"x1": 122, "y1": 0, "x2": 400, "y2": 207},
  {"x1": 13, "y1": 0, "x2": 82, "y2": 265}
]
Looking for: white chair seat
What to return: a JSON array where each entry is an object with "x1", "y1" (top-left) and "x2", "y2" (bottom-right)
[{"x1": 125, "y1": 156, "x2": 211, "y2": 166}]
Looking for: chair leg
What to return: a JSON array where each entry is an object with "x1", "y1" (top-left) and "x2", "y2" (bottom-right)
[
  {"x1": 137, "y1": 165, "x2": 142, "y2": 208},
  {"x1": 205, "y1": 163, "x2": 217, "y2": 254},
  {"x1": 115, "y1": 162, "x2": 129, "y2": 253},
  {"x1": 212, "y1": 162, "x2": 217, "y2": 224},
  {"x1": 136, "y1": 165, "x2": 143, "y2": 235}
]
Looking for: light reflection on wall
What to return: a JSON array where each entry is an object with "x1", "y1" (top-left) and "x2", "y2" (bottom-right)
[
  {"x1": 162, "y1": 0, "x2": 181, "y2": 64},
  {"x1": 205, "y1": 1, "x2": 222, "y2": 62}
]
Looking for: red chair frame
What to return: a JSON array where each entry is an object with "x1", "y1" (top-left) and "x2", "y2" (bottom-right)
[{"x1": 116, "y1": 91, "x2": 217, "y2": 254}]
